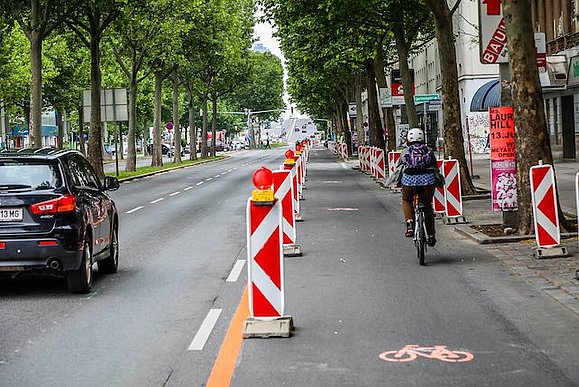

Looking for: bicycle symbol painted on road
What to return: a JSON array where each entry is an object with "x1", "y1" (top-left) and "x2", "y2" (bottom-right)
[{"x1": 379, "y1": 345, "x2": 474, "y2": 363}]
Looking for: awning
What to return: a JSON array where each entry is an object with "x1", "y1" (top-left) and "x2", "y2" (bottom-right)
[{"x1": 469, "y1": 79, "x2": 500, "y2": 112}]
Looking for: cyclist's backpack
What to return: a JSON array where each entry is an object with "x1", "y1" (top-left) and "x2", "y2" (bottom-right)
[{"x1": 404, "y1": 144, "x2": 432, "y2": 168}]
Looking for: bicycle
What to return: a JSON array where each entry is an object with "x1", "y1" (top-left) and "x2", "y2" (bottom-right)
[
  {"x1": 379, "y1": 345, "x2": 474, "y2": 363},
  {"x1": 413, "y1": 194, "x2": 427, "y2": 266}
]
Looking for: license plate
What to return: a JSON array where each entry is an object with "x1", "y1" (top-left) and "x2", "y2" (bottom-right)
[{"x1": 0, "y1": 208, "x2": 23, "y2": 222}]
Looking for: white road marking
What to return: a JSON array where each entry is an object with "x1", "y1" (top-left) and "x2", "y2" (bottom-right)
[
  {"x1": 221, "y1": 172, "x2": 227, "y2": 176},
  {"x1": 228, "y1": 169, "x2": 233, "y2": 172},
  {"x1": 184, "y1": 186, "x2": 193, "y2": 191},
  {"x1": 196, "y1": 181, "x2": 204, "y2": 186},
  {"x1": 188, "y1": 309, "x2": 222, "y2": 351},
  {"x1": 169, "y1": 192, "x2": 180, "y2": 197},
  {"x1": 206, "y1": 178, "x2": 212, "y2": 181},
  {"x1": 150, "y1": 198, "x2": 165, "y2": 204},
  {"x1": 233, "y1": 167, "x2": 237, "y2": 170},
  {"x1": 214, "y1": 175, "x2": 220, "y2": 178},
  {"x1": 226, "y1": 260, "x2": 246, "y2": 283},
  {"x1": 126, "y1": 206, "x2": 144, "y2": 214}
]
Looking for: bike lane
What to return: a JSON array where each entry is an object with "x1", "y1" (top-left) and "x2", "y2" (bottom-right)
[{"x1": 226, "y1": 148, "x2": 578, "y2": 386}]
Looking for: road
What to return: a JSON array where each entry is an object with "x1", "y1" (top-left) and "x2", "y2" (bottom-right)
[{"x1": 0, "y1": 148, "x2": 577, "y2": 386}]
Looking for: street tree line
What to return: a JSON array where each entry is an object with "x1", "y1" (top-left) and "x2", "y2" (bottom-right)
[
  {"x1": 262, "y1": 0, "x2": 559, "y2": 234},
  {"x1": 0, "y1": 0, "x2": 284, "y2": 176}
]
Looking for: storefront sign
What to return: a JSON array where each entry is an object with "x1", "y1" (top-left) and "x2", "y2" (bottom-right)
[
  {"x1": 534, "y1": 33, "x2": 547, "y2": 73},
  {"x1": 478, "y1": 0, "x2": 508, "y2": 64},
  {"x1": 489, "y1": 106, "x2": 517, "y2": 211},
  {"x1": 390, "y1": 69, "x2": 414, "y2": 106},
  {"x1": 568, "y1": 55, "x2": 579, "y2": 87}
]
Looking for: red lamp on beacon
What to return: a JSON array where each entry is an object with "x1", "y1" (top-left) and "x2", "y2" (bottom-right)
[
  {"x1": 284, "y1": 149, "x2": 296, "y2": 166},
  {"x1": 251, "y1": 167, "x2": 275, "y2": 205}
]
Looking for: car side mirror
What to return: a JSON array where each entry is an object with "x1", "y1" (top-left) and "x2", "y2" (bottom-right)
[{"x1": 104, "y1": 176, "x2": 120, "y2": 191}]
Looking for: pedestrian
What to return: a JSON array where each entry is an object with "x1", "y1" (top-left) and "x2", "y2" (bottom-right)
[{"x1": 385, "y1": 128, "x2": 443, "y2": 246}]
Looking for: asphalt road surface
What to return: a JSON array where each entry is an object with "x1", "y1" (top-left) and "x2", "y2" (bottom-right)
[{"x1": 0, "y1": 148, "x2": 577, "y2": 386}]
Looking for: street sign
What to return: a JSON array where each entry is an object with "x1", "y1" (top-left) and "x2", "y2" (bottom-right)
[
  {"x1": 390, "y1": 69, "x2": 415, "y2": 105},
  {"x1": 379, "y1": 88, "x2": 392, "y2": 108},
  {"x1": 534, "y1": 33, "x2": 547, "y2": 73},
  {"x1": 414, "y1": 94, "x2": 440, "y2": 104},
  {"x1": 348, "y1": 103, "x2": 357, "y2": 117},
  {"x1": 478, "y1": 0, "x2": 508, "y2": 64},
  {"x1": 83, "y1": 88, "x2": 128, "y2": 123}
]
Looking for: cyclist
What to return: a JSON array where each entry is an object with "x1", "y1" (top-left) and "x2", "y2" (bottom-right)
[{"x1": 386, "y1": 128, "x2": 441, "y2": 246}]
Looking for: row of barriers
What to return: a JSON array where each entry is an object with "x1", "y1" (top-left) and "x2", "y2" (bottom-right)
[
  {"x1": 243, "y1": 140, "x2": 311, "y2": 337},
  {"x1": 355, "y1": 148, "x2": 570, "y2": 255},
  {"x1": 357, "y1": 148, "x2": 466, "y2": 222},
  {"x1": 328, "y1": 141, "x2": 348, "y2": 160}
]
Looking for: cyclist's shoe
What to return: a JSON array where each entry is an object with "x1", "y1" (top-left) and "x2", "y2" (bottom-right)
[
  {"x1": 405, "y1": 221, "x2": 414, "y2": 237},
  {"x1": 427, "y1": 235, "x2": 437, "y2": 247}
]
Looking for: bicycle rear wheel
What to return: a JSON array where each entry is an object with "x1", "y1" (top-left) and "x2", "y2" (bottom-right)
[{"x1": 415, "y1": 212, "x2": 426, "y2": 266}]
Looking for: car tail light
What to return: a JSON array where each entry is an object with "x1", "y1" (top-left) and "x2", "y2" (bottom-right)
[
  {"x1": 30, "y1": 195, "x2": 76, "y2": 215},
  {"x1": 0, "y1": 242, "x2": 5, "y2": 249},
  {"x1": 38, "y1": 240, "x2": 58, "y2": 247}
]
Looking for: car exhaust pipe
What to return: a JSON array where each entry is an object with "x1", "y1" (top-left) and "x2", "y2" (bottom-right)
[{"x1": 47, "y1": 259, "x2": 61, "y2": 270}]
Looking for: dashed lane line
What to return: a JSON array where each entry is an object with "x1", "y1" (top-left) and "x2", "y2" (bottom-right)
[
  {"x1": 150, "y1": 198, "x2": 165, "y2": 204},
  {"x1": 214, "y1": 175, "x2": 221, "y2": 178},
  {"x1": 184, "y1": 186, "x2": 193, "y2": 191},
  {"x1": 206, "y1": 178, "x2": 213, "y2": 181},
  {"x1": 196, "y1": 181, "x2": 204, "y2": 186},
  {"x1": 169, "y1": 192, "x2": 180, "y2": 197},
  {"x1": 126, "y1": 206, "x2": 144, "y2": 214},
  {"x1": 188, "y1": 309, "x2": 223, "y2": 351},
  {"x1": 226, "y1": 260, "x2": 246, "y2": 283}
]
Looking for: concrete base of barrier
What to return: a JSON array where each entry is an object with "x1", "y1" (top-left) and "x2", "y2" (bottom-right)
[
  {"x1": 444, "y1": 216, "x2": 468, "y2": 225},
  {"x1": 533, "y1": 246, "x2": 569, "y2": 259},
  {"x1": 283, "y1": 244, "x2": 302, "y2": 257},
  {"x1": 243, "y1": 316, "x2": 294, "y2": 338}
]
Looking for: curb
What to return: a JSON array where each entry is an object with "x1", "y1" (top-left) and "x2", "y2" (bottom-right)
[
  {"x1": 454, "y1": 224, "x2": 578, "y2": 245},
  {"x1": 117, "y1": 156, "x2": 230, "y2": 183}
]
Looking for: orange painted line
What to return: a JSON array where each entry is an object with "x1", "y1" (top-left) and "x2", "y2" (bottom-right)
[{"x1": 206, "y1": 286, "x2": 249, "y2": 387}]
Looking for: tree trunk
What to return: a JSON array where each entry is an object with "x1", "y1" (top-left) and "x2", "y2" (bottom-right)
[
  {"x1": 187, "y1": 86, "x2": 197, "y2": 160},
  {"x1": 119, "y1": 128, "x2": 123, "y2": 160},
  {"x1": 172, "y1": 67, "x2": 181, "y2": 163},
  {"x1": 211, "y1": 93, "x2": 217, "y2": 157},
  {"x1": 503, "y1": 0, "x2": 568, "y2": 234},
  {"x1": 201, "y1": 94, "x2": 208, "y2": 158},
  {"x1": 374, "y1": 48, "x2": 396, "y2": 151},
  {"x1": 425, "y1": 0, "x2": 476, "y2": 195},
  {"x1": 125, "y1": 79, "x2": 137, "y2": 171},
  {"x1": 392, "y1": 21, "x2": 418, "y2": 128},
  {"x1": 78, "y1": 105, "x2": 85, "y2": 154},
  {"x1": 56, "y1": 111, "x2": 63, "y2": 147},
  {"x1": 88, "y1": 32, "x2": 104, "y2": 178},
  {"x1": 354, "y1": 74, "x2": 365, "y2": 147},
  {"x1": 340, "y1": 100, "x2": 352, "y2": 155},
  {"x1": 151, "y1": 70, "x2": 163, "y2": 167},
  {"x1": 365, "y1": 58, "x2": 385, "y2": 150},
  {"x1": 29, "y1": 0, "x2": 43, "y2": 147}
]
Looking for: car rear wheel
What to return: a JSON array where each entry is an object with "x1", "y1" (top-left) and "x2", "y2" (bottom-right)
[
  {"x1": 67, "y1": 239, "x2": 93, "y2": 294},
  {"x1": 98, "y1": 226, "x2": 118, "y2": 274}
]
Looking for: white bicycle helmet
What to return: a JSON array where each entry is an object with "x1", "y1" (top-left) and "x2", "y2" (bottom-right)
[{"x1": 407, "y1": 128, "x2": 424, "y2": 143}]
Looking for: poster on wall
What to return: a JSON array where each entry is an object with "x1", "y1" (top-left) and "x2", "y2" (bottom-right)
[
  {"x1": 466, "y1": 112, "x2": 490, "y2": 154},
  {"x1": 489, "y1": 106, "x2": 517, "y2": 212}
]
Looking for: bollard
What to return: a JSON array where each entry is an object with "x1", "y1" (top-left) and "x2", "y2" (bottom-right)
[
  {"x1": 244, "y1": 167, "x2": 293, "y2": 338},
  {"x1": 443, "y1": 159, "x2": 467, "y2": 224},
  {"x1": 273, "y1": 170, "x2": 301, "y2": 257},
  {"x1": 530, "y1": 164, "x2": 567, "y2": 258}
]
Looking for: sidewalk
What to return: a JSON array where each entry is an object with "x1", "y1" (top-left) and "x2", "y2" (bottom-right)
[{"x1": 353, "y1": 152, "x2": 579, "y2": 316}]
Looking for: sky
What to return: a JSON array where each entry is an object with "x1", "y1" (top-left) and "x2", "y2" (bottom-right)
[{"x1": 253, "y1": 10, "x2": 308, "y2": 119}]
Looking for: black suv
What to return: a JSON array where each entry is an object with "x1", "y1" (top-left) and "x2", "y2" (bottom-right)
[{"x1": 0, "y1": 148, "x2": 120, "y2": 293}]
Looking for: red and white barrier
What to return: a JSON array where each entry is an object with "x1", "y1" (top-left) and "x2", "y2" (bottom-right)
[
  {"x1": 370, "y1": 148, "x2": 376, "y2": 177},
  {"x1": 433, "y1": 159, "x2": 446, "y2": 213},
  {"x1": 388, "y1": 151, "x2": 401, "y2": 176},
  {"x1": 283, "y1": 161, "x2": 300, "y2": 220},
  {"x1": 246, "y1": 194, "x2": 284, "y2": 320},
  {"x1": 358, "y1": 146, "x2": 364, "y2": 170},
  {"x1": 374, "y1": 148, "x2": 386, "y2": 180},
  {"x1": 530, "y1": 164, "x2": 560, "y2": 248},
  {"x1": 273, "y1": 170, "x2": 296, "y2": 244},
  {"x1": 443, "y1": 159, "x2": 463, "y2": 218},
  {"x1": 363, "y1": 146, "x2": 370, "y2": 173}
]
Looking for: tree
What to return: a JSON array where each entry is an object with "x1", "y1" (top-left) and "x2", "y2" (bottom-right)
[
  {"x1": 1, "y1": 0, "x2": 75, "y2": 146},
  {"x1": 502, "y1": 0, "x2": 568, "y2": 234},
  {"x1": 67, "y1": 0, "x2": 123, "y2": 178},
  {"x1": 424, "y1": 0, "x2": 476, "y2": 195}
]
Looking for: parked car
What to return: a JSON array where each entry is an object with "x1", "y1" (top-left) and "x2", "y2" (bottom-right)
[
  {"x1": 146, "y1": 143, "x2": 170, "y2": 155},
  {"x1": 0, "y1": 148, "x2": 120, "y2": 293}
]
